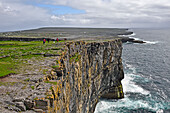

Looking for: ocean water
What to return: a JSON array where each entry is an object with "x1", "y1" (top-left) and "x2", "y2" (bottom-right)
[{"x1": 95, "y1": 28, "x2": 170, "y2": 113}]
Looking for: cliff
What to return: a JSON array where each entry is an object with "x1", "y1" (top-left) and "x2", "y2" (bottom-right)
[{"x1": 44, "y1": 39, "x2": 124, "y2": 112}]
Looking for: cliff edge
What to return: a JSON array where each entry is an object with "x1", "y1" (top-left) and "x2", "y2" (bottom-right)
[{"x1": 45, "y1": 39, "x2": 124, "y2": 112}]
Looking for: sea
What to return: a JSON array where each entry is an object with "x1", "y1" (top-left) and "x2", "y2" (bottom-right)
[{"x1": 94, "y1": 28, "x2": 170, "y2": 113}]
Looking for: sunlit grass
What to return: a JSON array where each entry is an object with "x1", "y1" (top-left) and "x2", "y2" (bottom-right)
[{"x1": 0, "y1": 40, "x2": 64, "y2": 77}]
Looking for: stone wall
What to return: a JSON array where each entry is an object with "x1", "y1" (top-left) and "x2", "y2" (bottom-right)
[{"x1": 45, "y1": 39, "x2": 124, "y2": 113}]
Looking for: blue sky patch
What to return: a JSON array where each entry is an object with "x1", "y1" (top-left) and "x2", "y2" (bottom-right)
[{"x1": 36, "y1": 4, "x2": 86, "y2": 15}]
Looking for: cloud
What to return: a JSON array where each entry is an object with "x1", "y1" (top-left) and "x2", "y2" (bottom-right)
[
  {"x1": 0, "y1": 0, "x2": 170, "y2": 32},
  {"x1": 0, "y1": 0, "x2": 52, "y2": 31},
  {"x1": 49, "y1": 0, "x2": 170, "y2": 27}
]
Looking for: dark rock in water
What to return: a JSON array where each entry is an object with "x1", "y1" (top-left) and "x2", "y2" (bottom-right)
[
  {"x1": 131, "y1": 40, "x2": 146, "y2": 43},
  {"x1": 121, "y1": 37, "x2": 146, "y2": 43},
  {"x1": 121, "y1": 37, "x2": 134, "y2": 43}
]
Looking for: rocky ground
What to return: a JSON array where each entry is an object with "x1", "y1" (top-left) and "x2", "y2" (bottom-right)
[{"x1": 0, "y1": 55, "x2": 59, "y2": 113}]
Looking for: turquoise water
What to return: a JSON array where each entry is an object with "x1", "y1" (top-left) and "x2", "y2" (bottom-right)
[{"x1": 95, "y1": 29, "x2": 170, "y2": 113}]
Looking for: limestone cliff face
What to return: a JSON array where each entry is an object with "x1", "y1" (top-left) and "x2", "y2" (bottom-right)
[{"x1": 45, "y1": 39, "x2": 124, "y2": 113}]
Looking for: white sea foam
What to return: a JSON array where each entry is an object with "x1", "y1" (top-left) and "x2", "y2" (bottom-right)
[
  {"x1": 129, "y1": 36, "x2": 141, "y2": 41},
  {"x1": 94, "y1": 63, "x2": 150, "y2": 113},
  {"x1": 122, "y1": 63, "x2": 149, "y2": 95},
  {"x1": 94, "y1": 100, "x2": 113, "y2": 112},
  {"x1": 129, "y1": 36, "x2": 159, "y2": 45},
  {"x1": 94, "y1": 63, "x2": 166, "y2": 113},
  {"x1": 94, "y1": 97, "x2": 161, "y2": 113},
  {"x1": 118, "y1": 31, "x2": 159, "y2": 45},
  {"x1": 123, "y1": 32, "x2": 159, "y2": 45},
  {"x1": 118, "y1": 33, "x2": 136, "y2": 37},
  {"x1": 111, "y1": 98, "x2": 150, "y2": 109},
  {"x1": 118, "y1": 32, "x2": 158, "y2": 45},
  {"x1": 126, "y1": 33, "x2": 136, "y2": 37},
  {"x1": 122, "y1": 73, "x2": 149, "y2": 95},
  {"x1": 144, "y1": 40, "x2": 159, "y2": 44}
]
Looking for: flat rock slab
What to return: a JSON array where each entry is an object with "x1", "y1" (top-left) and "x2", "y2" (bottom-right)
[{"x1": 0, "y1": 56, "x2": 59, "y2": 112}]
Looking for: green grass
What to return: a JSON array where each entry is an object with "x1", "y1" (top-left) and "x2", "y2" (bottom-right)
[
  {"x1": 0, "y1": 57, "x2": 16, "y2": 77},
  {"x1": 45, "y1": 81, "x2": 58, "y2": 85},
  {"x1": 52, "y1": 65, "x2": 59, "y2": 69},
  {"x1": 0, "y1": 40, "x2": 64, "y2": 77},
  {"x1": 31, "y1": 86, "x2": 35, "y2": 90}
]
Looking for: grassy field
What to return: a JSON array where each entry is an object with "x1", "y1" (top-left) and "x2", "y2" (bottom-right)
[{"x1": 0, "y1": 40, "x2": 64, "y2": 77}]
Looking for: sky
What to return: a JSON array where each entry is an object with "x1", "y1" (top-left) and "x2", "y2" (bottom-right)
[{"x1": 0, "y1": 0, "x2": 170, "y2": 32}]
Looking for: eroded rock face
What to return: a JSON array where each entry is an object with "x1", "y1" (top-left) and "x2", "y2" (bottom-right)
[{"x1": 46, "y1": 39, "x2": 124, "y2": 113}]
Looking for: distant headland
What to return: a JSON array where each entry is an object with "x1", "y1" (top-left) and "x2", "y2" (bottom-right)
[{"x1": 0, "y1": 27, "x2": 145, "y2": 43}]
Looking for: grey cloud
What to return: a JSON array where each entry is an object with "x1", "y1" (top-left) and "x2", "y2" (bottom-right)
[
  {"x1": 1, "y1": 0, "x2": 170, "y2": 32},
  {"x1": 40, "y1": 0, "x2": 170, "y2": 28},
  {"x1": 0, "y1": 0, "x2": 53, "y2": 32},
  {"x1": 149, "y1": 4, "x2": 170, "y2": 10}
]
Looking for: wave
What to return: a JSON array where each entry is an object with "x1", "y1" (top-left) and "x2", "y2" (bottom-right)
[
  {"x1": 94, "y1": 63, "x2": 166, "y2": 113},
  {"x1": 128, "y1": 36, "x2": 159, "y2": 45},
  {"x1": 122, "y1": 63, "x2": 149, "y2": 95},
  {"x1": 118, "y1": 33, "x2": 136, "y2": 37},
  {"x1": 94, "y1": 97, "x2": 166, "y2": 113},
  {"x1": 129, "y1": 36, "x2": 140, "y2": 41},
  {"x1": 94, "y1": 59, "x2": 170, "y2": 113},
  {"x1": 120, "y1": 32, "x2": 159, "y2": 45},
  {"x1": 144, "y1": 40, "x2": 159, "y2": 44}
]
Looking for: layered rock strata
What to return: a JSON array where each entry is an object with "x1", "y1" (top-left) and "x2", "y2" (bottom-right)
[{"x1": 44, "y1": 39, "x2": 124, "y2": 113}]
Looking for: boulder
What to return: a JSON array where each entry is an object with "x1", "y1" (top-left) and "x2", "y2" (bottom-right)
[
  {"x1": 24, "y1": 100, "x2": 34, "y2": 110},
  {"x1": 34, "y1": 99, "x2": 49, "y2": 110}
]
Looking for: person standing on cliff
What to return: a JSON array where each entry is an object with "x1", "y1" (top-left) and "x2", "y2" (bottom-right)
[
  {"x1": 56, "y1": 38, "x2": 59, "y2": 42},
  {"x1": 43, "y1": 39, "x2": 46, "y2": 44}
]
